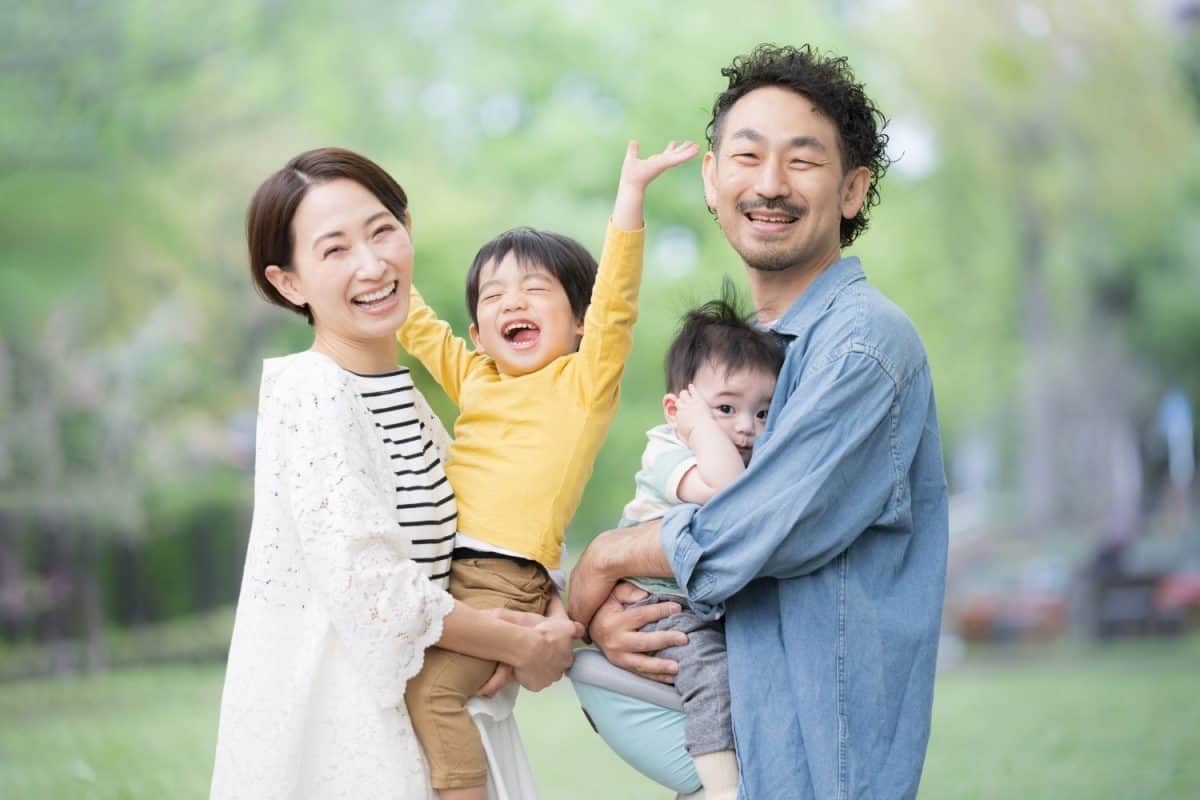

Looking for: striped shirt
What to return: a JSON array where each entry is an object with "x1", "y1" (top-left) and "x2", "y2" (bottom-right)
[{"x1": 349, "y1": 366, "x2": 457, "y2": 589}]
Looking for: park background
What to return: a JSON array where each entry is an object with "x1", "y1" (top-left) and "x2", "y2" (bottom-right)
[{"x1": 2, "y1": 0, "x2": 1199, "y2": 797}]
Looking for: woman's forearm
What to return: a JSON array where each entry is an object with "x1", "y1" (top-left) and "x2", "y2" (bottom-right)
[{"x1": 436, "y1": 600, "x2": 533, "y2": 665}]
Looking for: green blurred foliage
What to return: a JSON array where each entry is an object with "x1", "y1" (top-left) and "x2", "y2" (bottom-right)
[{"x1": 1, "y1": 0, "x2": 1198, "y2": 638}]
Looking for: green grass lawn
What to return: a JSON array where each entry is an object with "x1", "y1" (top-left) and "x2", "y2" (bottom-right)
[{"x1": 1, "y1": 636, "x2": 1197, "y2": 799}]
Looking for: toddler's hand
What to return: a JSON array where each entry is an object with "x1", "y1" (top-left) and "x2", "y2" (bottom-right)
[
  {"x1": 619, "y1": 140, "x2": 699, "y2": 190},
  {"x1": 672, "y1": 384, "x2": 714, "y2": 444}
]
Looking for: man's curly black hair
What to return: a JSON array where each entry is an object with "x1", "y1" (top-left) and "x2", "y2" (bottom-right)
[{"x1": 706, "y1": 44, "x2": 891, "y2": 248}]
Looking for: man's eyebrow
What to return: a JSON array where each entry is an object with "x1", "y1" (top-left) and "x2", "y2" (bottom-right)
[
  {"x1": 728, "y1": 127, "x2": 766, "y2": 145},
  {"x1": 790, "y1": 135, "x2": 827, "y2": 152},
  {"x1": 727, "y1": 128, "x2": 828, "y2": 153}
]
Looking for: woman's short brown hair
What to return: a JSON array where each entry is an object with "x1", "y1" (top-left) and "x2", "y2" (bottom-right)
[{"x1": 246, "y1": 147, "x2": 409, "y2": 324}]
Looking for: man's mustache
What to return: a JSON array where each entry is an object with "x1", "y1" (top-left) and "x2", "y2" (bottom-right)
[{"x1": 735, "y1": 198, "x2": 807, "y2": 218}]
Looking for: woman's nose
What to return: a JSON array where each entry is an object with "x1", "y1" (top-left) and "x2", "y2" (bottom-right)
[{"x1": 358, "y1": 250, "x2": 388, "y2": 280}]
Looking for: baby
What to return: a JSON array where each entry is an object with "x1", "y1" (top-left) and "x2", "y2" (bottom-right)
[
  {"x1": 398, "y1": 139, "x2": 697, "y2": 799},
  {"x1": 618, "y1": 286, "x2": 784, "y2": 800}
]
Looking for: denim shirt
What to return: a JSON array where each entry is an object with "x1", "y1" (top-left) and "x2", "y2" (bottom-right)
[{"x1": 661, "y1": 256, "x2": 949, "y2": 800}]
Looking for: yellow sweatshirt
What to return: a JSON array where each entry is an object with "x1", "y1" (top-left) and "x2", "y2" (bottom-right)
[{"x1": 397, "y1": 223, "x2": 644, "y2": 569}]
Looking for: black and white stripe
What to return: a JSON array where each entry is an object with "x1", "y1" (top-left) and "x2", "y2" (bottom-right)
[{"x1": 348, "y1": 367, "x2": 456, "y2": 588}]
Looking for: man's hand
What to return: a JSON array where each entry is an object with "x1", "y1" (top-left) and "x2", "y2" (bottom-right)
[
  {"x1": 589, "y1": 582, "x2": 688, "y2": 684},
  {"x1": 567, "y1": 530, "x2": 622, "y2": 631},
  {"x1": 567, "y1": 520, "x2": 672, "y2": 630}
]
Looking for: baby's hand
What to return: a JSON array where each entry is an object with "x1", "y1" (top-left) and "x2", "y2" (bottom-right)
[
  {"x1": 619, "y1": 140, "x2": 699, "y2": 190},
  {"x1": 672, "y1": 385, "x2": 714, "y2": 444}
]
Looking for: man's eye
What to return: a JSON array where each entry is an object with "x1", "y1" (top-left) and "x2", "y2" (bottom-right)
[
  {"x1": 716, "y1": 404, "x2": 735, "y2": 415},
  {"x1": 732, "y1": 153, "x2": 758, "y2": 163}
]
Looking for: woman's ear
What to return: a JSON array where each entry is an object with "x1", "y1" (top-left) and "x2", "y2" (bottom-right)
[
  {"x1": 265, "y1": 265, "x2": 306, "y2": 309},
  {"x1": 403, "y1": 209, "x2": 413, "y2": 233}
]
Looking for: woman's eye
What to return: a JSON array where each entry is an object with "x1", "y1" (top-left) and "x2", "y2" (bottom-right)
[
  {"x1": 372, "y1": 225, "x2": 395, "y2": 238},
  {"x1": 323, "y1": 245, "x2": 346, "y2": 258}
]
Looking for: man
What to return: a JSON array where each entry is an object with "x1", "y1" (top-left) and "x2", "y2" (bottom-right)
[{"x1": 568, "y1": 44, "x2": 949, "y2": 799}]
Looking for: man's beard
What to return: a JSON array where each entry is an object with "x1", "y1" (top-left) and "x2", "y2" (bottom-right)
[{"x1": 728, "y1": 198, "x2": 809, "y2": 273}]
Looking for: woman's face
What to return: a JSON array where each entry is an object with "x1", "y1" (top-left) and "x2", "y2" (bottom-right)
[{"x1": 267, "y1": 178, "x2": 413, "y2": 346}]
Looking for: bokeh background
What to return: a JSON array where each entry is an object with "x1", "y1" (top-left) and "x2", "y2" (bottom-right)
[{"x1": 2, "y1": 1, "x2": 1199, "y2": 797}]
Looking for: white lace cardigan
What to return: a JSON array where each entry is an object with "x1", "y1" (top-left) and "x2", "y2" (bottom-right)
[{"x1": 210, "y1": 350, "x2": 460, "y2": 799}]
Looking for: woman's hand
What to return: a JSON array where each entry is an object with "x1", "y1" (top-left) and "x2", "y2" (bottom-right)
[
  {"x1": 511, "y1": 614, "x2": 584, "y2": 692},
  {"x1": 476, "y1": 605, "x2": 581, "y2": 696}
]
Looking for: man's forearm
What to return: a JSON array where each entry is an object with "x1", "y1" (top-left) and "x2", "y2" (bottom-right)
[
  {"x1": 597, "y1": 519, "x2": 672, "y2": 580},
  {"x1": 567, "y1": 519, "x2": 672, "y2": 628}
]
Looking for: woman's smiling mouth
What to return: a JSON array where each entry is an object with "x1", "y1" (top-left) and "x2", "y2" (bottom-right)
[{"x1": 352, "y1": 281, "x2": 398, "y2": 309}]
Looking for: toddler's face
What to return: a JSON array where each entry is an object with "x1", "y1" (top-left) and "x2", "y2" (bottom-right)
[
  {"x1": 468, "y1": 253, "x2": 584, "y2": 377},
  {"x1": 685, "y1": 361, "x2": 777, "y2": 463}
]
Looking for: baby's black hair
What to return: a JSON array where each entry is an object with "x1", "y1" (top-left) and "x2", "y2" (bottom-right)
[{"x1": 665, "y1": 279, "x2": 785, "y2": 394}]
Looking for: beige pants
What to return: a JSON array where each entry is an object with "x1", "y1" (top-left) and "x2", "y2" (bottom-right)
[{"x1": 406, "y1": 557, "x2": 552, "y2": 790}]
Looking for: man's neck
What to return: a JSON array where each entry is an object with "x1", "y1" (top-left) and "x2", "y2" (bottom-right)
[{"x1": 747, "y1": 249, "x2": 843, "y2": 325}]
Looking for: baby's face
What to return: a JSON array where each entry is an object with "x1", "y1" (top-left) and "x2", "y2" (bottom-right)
[{"x1": 689, "y1": 361, "x2": 777, "y2": 463}]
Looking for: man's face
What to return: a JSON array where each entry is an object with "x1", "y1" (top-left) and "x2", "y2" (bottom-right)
[{"x1": 702, "y1": 86, "x2": 868, "y2": 274}]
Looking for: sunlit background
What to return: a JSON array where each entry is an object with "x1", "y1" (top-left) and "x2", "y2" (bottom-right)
[{"x1": 2, "y1": 1, "x2": 1199, "y2": 797}]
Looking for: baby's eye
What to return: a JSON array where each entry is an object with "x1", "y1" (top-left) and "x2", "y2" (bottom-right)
[
  {"x1": 756, "y1": 409, "x2": 769, "y2": 420},
  {"x1": 481, "y1": 293, "x2": 501, "y2": 303},
  {"x1": 716, "y1": 404, "x2": 735, "y2": 415}
]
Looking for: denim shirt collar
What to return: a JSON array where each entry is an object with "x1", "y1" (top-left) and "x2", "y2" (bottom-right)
[{"x1": 767, "y1": 256, "x2": 866, "y2": 338}]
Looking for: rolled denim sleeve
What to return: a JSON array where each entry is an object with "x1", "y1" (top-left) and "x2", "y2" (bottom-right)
[{"x1": 662, "y1": 348, "x2": 901, "y2": 617}]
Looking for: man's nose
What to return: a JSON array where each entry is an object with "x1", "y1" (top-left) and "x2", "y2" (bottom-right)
[{"x1": 753, "y1": 156, "x2": 790, "y2": 198}]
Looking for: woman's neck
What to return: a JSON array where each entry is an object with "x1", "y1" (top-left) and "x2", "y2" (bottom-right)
[{"x1": 310, "y1": 329, "x2": 397, "y2": 375}]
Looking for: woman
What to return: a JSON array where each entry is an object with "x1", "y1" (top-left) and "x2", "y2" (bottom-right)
[{"x1": 210, "y1": 148, "x2": 579, "y2": 799}]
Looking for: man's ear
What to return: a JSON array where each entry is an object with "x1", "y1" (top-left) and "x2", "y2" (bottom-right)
[
  {"x1": 265, "y1": 265, "x2": 306, "y2": 309},
  {"x1": 840, "y1": 166, "x2": 871, "y2": 221},
  {"x1": 701, "y1": 151, "x2": 718, "y2": 213},
  {"x1": 468, "y1": 322, "x2": 485, "y2": 353},
  {"x1": 662, "y1": 393, "x2": 679, "y2": 423}
]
